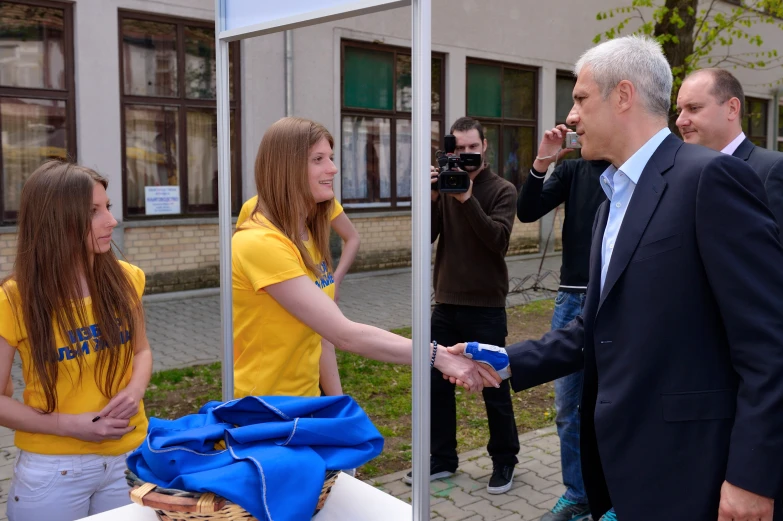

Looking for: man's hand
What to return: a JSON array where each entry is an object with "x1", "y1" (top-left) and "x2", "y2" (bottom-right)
[
  {"x1": 444, "y1": 342, "x2": 509, "y2": 388},
  {"x1": 533, "y1": 124, "x2": 574, "y2": 173},
  {"x1": 434, "y1": 346, "x2": 500, "y2": 392},
  {"x1": 717, "y1": 480, "x2": 774, "y2": 521},
  {"x1": 448, "y1": 178, "x2": 473, "y2": 204}
]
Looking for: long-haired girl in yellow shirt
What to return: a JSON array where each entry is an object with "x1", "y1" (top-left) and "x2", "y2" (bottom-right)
[
  {"x1": 0, "y1": 161, "x2": 152, "y2": 521},
  {"x1": 232, "y1": 117, "x2": 497, "y2": 399}
]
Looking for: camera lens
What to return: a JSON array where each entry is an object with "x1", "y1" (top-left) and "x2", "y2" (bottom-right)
[{"x1": 446, "y1": 176, "x2": 457, "y2": 187}]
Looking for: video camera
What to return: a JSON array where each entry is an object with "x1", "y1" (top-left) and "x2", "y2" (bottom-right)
[{"x1": 433, "y1": 135, "x2": 482, "y2": 193}]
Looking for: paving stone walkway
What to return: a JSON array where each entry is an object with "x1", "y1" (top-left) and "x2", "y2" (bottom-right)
[{"x1": 0, "y1": 254, "x2": 566, "y2": 521}]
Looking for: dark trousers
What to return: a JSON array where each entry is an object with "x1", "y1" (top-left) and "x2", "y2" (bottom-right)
[{"x1": 430, "y1": 303, "x2": 519, "y2": 470}]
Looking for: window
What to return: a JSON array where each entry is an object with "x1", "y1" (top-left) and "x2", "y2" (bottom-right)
[
  {"x1": 0, "y1": 0, "x2": 75, "y2": 224},
  {"x1": 778, "y1": 102, "x2": 782, "y2": 153},
  {"x1": 340, "y1": 40, "x2": 444, "y2": 207},
  {"x1": 556, "y1": 72, "x2": 580, "y2": 160},
  {"x1": 466, "y1": 59, "x2": 538, "y2": 189},
  {"x1": 119, "y1": 11, "x2": 241, "y2": 217},
  {"x1": 742, "y1": 96, "x2": 768, "y2": 148}
]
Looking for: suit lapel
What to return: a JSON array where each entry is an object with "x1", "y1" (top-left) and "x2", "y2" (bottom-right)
[
  {"x1": 598, "y1": 135, "x2": 680, "y2": 310},
  {"x1": 732, "y1": 137, "x2": 754, "y2": 162}
]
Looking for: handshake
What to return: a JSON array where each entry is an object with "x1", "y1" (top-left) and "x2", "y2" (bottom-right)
[{"x1": 437, "y1": 342, "x2": 511, "y2": 391}]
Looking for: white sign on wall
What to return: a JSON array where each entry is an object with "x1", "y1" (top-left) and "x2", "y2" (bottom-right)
[
  {"x1": 145, "y1": 186, "x2": 181, "y2": 215},
  {"x1": 221, "y1": 0, "x2": 409, "y2": 38}
]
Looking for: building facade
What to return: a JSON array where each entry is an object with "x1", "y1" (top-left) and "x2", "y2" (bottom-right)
[{"x1": 1, "y1": 0, "x2": 781, "y2": 291}]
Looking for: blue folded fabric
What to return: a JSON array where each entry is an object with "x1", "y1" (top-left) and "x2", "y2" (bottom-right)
[{"x1": 127, "y1": 395, "x2": 384, "y2": 521}]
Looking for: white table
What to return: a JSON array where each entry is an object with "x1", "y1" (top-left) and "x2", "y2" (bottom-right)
[{"x1": 79, "y1": 472, "x2": 412, "y2": 520}]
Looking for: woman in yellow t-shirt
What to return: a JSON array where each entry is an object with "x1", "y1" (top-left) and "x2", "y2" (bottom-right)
[
  {"x1": 237, "y1": 194, "x2": 359, "y2": 396},
  {"x1": 0, "y1": 161, "x2": 153, "y2": 521},
  {"x1": 233, "y1": 117, "x2": 498, "y2": 400}
]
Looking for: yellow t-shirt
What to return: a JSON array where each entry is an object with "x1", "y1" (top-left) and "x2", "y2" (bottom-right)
[
  {"x1": 0, "y1": 261, "x2": 148, "y2": 456},
  {"x1": 236, "y1": 195, "x2": 343, "y2": 229},
  {"x1": 232, "y1": 215, "x2": 335, "y2": 398}
]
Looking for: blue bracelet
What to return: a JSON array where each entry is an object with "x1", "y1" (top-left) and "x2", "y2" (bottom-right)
[{"x1": 430, "y1": 341, "x2": 438, "y2": 367}]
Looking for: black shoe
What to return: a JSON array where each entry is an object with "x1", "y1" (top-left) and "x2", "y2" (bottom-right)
[
  {"x1": 486, "y1": 464, "x2": 515, "y2": 494},
  {"x1": 402, "y1": 458, "x2": 455, "y2": 485},
  {"x1": 540, "y1": 495, "x2": 591, "y2": 521}
]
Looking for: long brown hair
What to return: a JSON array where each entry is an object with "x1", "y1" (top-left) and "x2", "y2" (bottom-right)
[
  {"x1": 2, "y1": 161, "x2": 142, "y2": 413},
  {"x1": 247, "y1": 116, "x2": 334, "y2": 275}
]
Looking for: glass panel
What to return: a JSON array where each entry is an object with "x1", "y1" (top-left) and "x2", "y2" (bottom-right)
[
  {"x1": 184, "y1": 26, "x2": 215, "y2": 99},
  {"x1": 502, "y1": 68, "x2": 536, "y2": 120},
  {"x1": 556, "y1": 75, "x2": 576, "y2": 124},
  {"x1": 502, "y1": 126, "x2": 535, "y2": 189},
  {"x1": 124, "y1": 105, "x2": 179, "y2": 213},
  {"x1": 182, "y1": 26, "x2": 232, "y2": 100},
  {"x1": 395, "y1": 55, "x2": 442, "y2": 114},
  {"x1": 779, "y1": 103, "x2": 782, "y2": 136},
  {"x1": 186, "y1": 108, "x2": 217, "y2": 205},
  {"x1": 122, "y1": 19, "x2": 178, "y2": 97},
  {"x1": 184, "y1": 109, "x2": 238, "y2": 209},
  {"x1": 467, "y1": 63, "x2": 501, "y2": 118},
  {"x1": 743, "y1": 97, "x2": 767, "y2": 140},
  {"x1": 1, "y1": 98, "x2": 67, "y2": 214},
  {"x1": 341, "y1": 116, "x2": 391, "y2": 202},
  {"x1": 344, "y1": 47, "x2": 393, "y2": 110},
  {"x1": 483, "y1": 123, "x2": 499, "y2": 174},
  {"x1": 231, "y1": 110, "x2": 240, "y2": 212},
  {"x1": 394, "y1": 119, "x2": 440, "y2": 199},
  {"x1": 0, "y1": 3, "x2": 66, "y2": 89}
]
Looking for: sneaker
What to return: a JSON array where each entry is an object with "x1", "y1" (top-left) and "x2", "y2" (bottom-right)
[
  {"x1": 599, "y1": 509, "x2": 617, "y2": 521},
  {"x1": 402, "y1": 459, "x2": 455, "y2": 485},
  {"x1": 541, "y1": 496, "x2": 591, "y2": 521},
  {"x1": 486, "y1": 464, "x2": 515, "y2": 494}
]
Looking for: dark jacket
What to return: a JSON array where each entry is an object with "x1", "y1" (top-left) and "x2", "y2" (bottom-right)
[
  {"x1": 506, "y1": 135, "x2": 783, "y2": 520},
  {"x1": 431, "y1": 168, "x2": 517, "y2": 307},
  {"x1": 516, "y1": 159, "x2": 609, "y2": 292},
  {"x1": 733, "y1": 137, "x2": 783, "y2": 243}
]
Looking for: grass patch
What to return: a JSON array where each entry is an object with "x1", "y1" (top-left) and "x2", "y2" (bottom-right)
[{"x1": 144, "y1": 299, "x2": 557, "y2": 479}]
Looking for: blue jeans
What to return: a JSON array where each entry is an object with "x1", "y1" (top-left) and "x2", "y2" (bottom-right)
[{"x1": 551, "y1": 291, "x2": 587, "y2": 504}]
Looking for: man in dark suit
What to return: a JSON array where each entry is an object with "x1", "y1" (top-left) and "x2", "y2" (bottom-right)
[
  {"x1": 450, "y1": 35, "x2": 783, "y2": 521},
  {"x1": 676, "y1": 68, "x2": 783, "y2": 241}
]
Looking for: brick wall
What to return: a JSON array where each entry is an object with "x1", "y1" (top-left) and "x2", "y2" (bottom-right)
[
  {"x1": 0, "y1": 214, "x2": 543, "y2": 292},
  {"x1": 347, "y1": 212, "x2": 540, "y2": 271},
  {"x1": 123, "y1": 224, "x2": 220, "y2": 294},
  {"x1": 0, "y1": 233, "x2": 17, "y2": 278}
]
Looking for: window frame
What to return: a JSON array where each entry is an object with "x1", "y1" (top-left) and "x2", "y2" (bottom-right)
[
  {"x1": 777, "y1": 101, "x2": 783, "y2": 153},
  {"x1": 339, "y1": 39, "x2": 445, "y2": 209},
  {"x1": 743, "y1": 95, "x2": 768, "y2": 149},
  {"x1": 0, "y1": 0, "x2": 76, "y2": 224},
  {"x1": 465, "y1": 57, "x2": 539, "y2": 189},
  {"x1": 118, "y1": 9, "x2": 242, "y2": 219}
]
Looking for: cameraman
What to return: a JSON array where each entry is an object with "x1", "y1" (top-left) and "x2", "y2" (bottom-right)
[
  {"x1": 516, "y1": 123, "x2": 608, "y2": 521},
  {"x1": 403, "y1": 117, "x2": 519, "y2": 494}
]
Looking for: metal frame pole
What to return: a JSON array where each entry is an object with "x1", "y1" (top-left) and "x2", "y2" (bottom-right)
[
  {"x1": 410, "y1": 0, "x2": 432, "y2": 519},
  {"x1": 215, "y1": 0, "x2": 234, "y2": 402}
]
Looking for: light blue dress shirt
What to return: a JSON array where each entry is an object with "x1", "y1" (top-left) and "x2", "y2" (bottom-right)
[{"x1": 599, "y1": 127, "x2": 671, "y2": 292}]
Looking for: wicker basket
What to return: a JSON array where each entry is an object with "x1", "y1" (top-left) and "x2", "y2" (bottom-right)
[{"x1": 126, "y1": 469, "x2": 340, "y2": 521}]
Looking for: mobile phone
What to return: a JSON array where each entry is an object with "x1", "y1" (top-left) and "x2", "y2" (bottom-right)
[{"x1": 565, "y1": 132, "x2": 581, "y2": 149}]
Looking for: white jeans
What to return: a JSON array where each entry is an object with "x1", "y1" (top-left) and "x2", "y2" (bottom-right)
[{"x1": 7, "y1": 451, "x2": 131, "y2": 521}]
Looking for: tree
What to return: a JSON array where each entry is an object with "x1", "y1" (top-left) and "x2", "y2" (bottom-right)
[{"x1": 594, "y1": 0, "x2": 783, "y2": 120}]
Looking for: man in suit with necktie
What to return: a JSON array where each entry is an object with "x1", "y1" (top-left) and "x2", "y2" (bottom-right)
[
  {"x1": 676, "y1": 68, "x2": 783, "y2": 242},
  {"x1": 449, "y1": 35, "x2": 783, "y2": 521}
]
